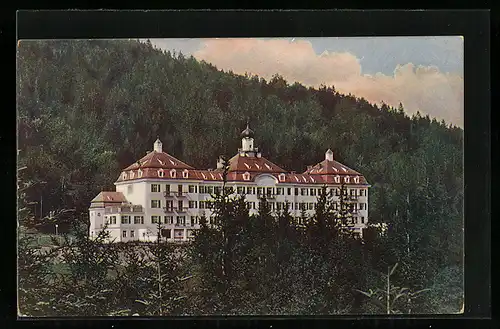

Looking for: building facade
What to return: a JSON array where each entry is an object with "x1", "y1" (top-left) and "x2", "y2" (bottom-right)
[{"x1": 89, "y1": 125, "x2": 370, "y2": 242}]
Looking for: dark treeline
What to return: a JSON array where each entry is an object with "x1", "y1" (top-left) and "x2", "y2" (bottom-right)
[{"x1": 17, "y1": 39, "x2": 463, "y2": 315}]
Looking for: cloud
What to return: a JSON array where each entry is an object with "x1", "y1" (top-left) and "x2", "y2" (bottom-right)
[{"x1": 192, "y1": 38, "x2": 464, "y2": 127}]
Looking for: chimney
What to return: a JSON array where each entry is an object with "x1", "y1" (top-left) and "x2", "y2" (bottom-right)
[
  {"x1": 216, "y1": 155, "x2": 225, "y2": 169},
  {"x1": 153, "y1": 137, "x2": 163, "y2": 153},
  {"x1": 325, "y1": 149, "x2": 334, "y2": 161},
  {"x1": 307, "y1": 165, "x2": 312, "y2": 171}
]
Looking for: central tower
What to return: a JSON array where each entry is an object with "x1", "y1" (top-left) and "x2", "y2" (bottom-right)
[{"x1": 239, "y1": 123, "x2": 260, "y2": 157}]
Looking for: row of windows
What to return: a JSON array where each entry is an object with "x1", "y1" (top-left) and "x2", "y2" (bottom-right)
[
  {"x1": 150, "y1": 198, "x2": 368, "y2": 212},
  {"x1": 149, "y1": 184, "x2": 368, "y2": 197},
  {"x1": 106, "y1": 215, "x2": 144, "y2": 225},
  {"x1": 108, "y1": 215, "x2": 201, "y2": 226}
]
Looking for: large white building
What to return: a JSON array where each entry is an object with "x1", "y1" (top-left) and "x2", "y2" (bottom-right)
[{"x1": 89, "y1": 125, "x2": 370, "y2": 242}]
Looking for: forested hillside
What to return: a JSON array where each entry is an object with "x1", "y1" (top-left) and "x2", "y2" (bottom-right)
[{"x1": 17, "y1": 39, "x2": 464, "y2": 314}]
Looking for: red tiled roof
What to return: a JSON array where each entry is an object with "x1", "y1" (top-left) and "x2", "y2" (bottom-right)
[
  {"x1": 91, "y1": 191, "x2": 128, "y2": 203},
  {"x1": 304, "y1": 159, "x2": 361, "y2": 175},
  {"x1": 123, "y1": 150, "x2": 194, "y2": 171},
  {"x1": 226, "y1": 153, "x2": 287, "y2": 173}
]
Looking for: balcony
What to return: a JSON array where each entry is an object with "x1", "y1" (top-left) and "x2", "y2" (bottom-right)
[
  {"x1": 176, "y1": 191, "x2": 187, "y2": 197},
  {"x1": 163, "y1": 207, "x2": 175, "y2": 213},
  {"x1": 257, "y1": 193, "x2": 276, "y2": 200},
  {"x1": 163, "y1": 191, "x2": 174, "y2": 198},
  {"x1": 176, "y1": 207, "x2": 189, "y2": 213},
  {"x1": 105, "y1": 205, "x2": 144, "y2": 214}
]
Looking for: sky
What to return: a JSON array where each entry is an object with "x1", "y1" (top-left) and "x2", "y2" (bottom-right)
[{"x1": 147, "y1": 37, "x2": 464, "y2": 127}]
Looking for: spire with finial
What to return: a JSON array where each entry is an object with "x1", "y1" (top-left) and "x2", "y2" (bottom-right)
[{"x1": 241, "y1": 119, "x2": 254, "y2": 138}]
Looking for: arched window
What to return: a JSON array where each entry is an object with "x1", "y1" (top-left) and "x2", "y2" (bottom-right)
[
  {"x1": 183, "y1": 170, "x2": 189, "y2": 179},
  {"x1": 334, "y1": 175, "x2": 340, "y2": 183},
  {"x1": 354, "y1": 176, "x2": 360, "y2": 184},
  {"x1": 122, "y1": 172, "x2": 127, "y2": 180},
  {"x1": 278, "y1": 173, "x2": 286, "y2": 182},
  {"x1": 138, "y1": 169, "x2": 143, "y2": 178},
  {"x1": 344, "y1": 176, "x2": 350, "y2": 183},
  {"x1": 130, "y1": 171, "x2": 135, "y2": 179},
  {"x1": 158, "y1": 169, "x2": 165, "y2": 178},
  {"x1": 170, "y1": 169, "x2": 177, "y2": 178}
]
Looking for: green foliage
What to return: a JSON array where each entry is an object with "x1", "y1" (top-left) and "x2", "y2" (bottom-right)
[{"x1": 17, "y1": 39, "x2": 463, "y2": 315}]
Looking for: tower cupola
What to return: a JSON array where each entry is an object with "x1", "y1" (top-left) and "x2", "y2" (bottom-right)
[
  {"x1": 153, "y1": 137, "x2": 163, "y2": 153},
  {"x1": 325, "y1": 149, "x2": 334, "y2": 161}
]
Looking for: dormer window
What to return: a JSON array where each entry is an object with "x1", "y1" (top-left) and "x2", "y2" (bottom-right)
[
  {"x1": 243, "y1": 172, "x2": 250, "y2": 181},
  {"x1": 158, "y1": 169, "x2": 165, "y2": 178},
  {"x1": 334, "y1": 175, "x2": 340, "y2": 183},
  {"x1": 170, "y1": 169, "x2": 177, "y2": 178},
  {"x1": 122, "y1": 172, "x2": 127, "y2": 180},
  {"x1": 138, "y1": 169, "x2": 143, "y2": 178},
  {"x1": 183, "y1": 170, "x2": 189, "y2": 179},
  {"x1": 278, "y1": 173, "x2": 286, "y2": 182},
  {"x1": 344, "y1": 176, "x2": 350, "y2": 183},
  {"x1": 354, "y1": 176, "x2": 360, "y2": 184},
  {"x1": 130, "y1": 171, "x2": 135, "y2": 179}
]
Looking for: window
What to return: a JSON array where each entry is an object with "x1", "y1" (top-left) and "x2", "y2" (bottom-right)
[
  {"x1": 121, "y1": 215, "x2": 131, "y2": 224},
  {"x1": 151, "y1": 200, "x2": 161, "y2": 208},
  {"x1": 301, "y1": 188, "x2": 307, "y2": 196},
  {"x1": 134, "y1": 216, "x2": 144, "y2": 224},
  {"x1": 122, "y1": 230, "x2": 127, "y2": 238},
  {"x1": 151, "y1": 184, "x2": 160, "y2": 192},
  {"x1": 214, "y1": 186, "x2": 221, "y2": 194},
  {"x1": 183, "y1": 170, "x2": 189, "y2": 178},
  {"x1": 130, "y1": 230, "x2": 135, "y2": 238},
  {"x1": 122, "y1": 172, "x2": 127, "y2": 180},
  {"x1": 191, "y1": 216, "x2": 198, "y2": 226},
  {"x1": 177, "y1": 216, "x2": 186, "y2": 225},
  {"x1": 164, "y1": 216, "x2": 173, "y2": 224},
  {"x1": 161, "y1": 229, "x2": 171, "y2": 238},
  {"x1": 151, "y1": 215, "x2": 160, "y2": 224},
  {"x1": 158, "y1": 170, "x2": 164, "y2": 178},
  {"x1": 309, "y1": 203, "x2": 314, "y2": 210},
  {"x1": 165, "y1": 184, "x2": 171, "y2": 194},
  {"x1": 354, "y1": 176, "x2": 360, "y2": 184},
  {"x1": 279, "y1": 173, "x2": 286, "y2": 182},
  {"x1": 189, "y1": 201, "x2": 197, "y2": 208},
  {"x1": 110, "y1": 216, "x2": 117, "y2": 225},
  {"x1": 361, "y1": 217, "x2": 365, "y2": 224},
  {"x1": 207, "y1": 186, "x2": 214, "y2": 194},
  {"x1": 295, "y1": 188, "x2": 299, "y2": 196},
  {"x1": 350, "y1": 189, "x2": 355, "y2": 196},
  {"x1": 138, "y1": 169, "x2": 143, "y2": 178},
  {"x1": 247, "y1": 186, "x2": 253, "y2": 194},
  {"x1": 130, "y1": 171, "x2": 135, "y2": 179},
  {"x1": 295, "y1": 202, "x2": 299, "y2": 210},
  {"x1": 199, "y1": 201, "x2": 205, "y2": 209},
  {"x1": 178, "y1": 200, "x2": 184, "y2": 211},
  {"x1": 170, "y1": 169, "x2": 177, "y2": 178},
  {"x1": 257, "y1": 187, "x2": 263, "y2": 196},
  {"x1": 344, "y1": 176, "x2": 350, "y2": 183},
  {"x1": 334, "y1": 175, "x2": 340, "y2": 183},
  {"x1": 189, "y1": 185, "x2": 196, "y2": 193},
  {"x1": 310, "y1": 188, "x2": 316, "y2": 196},
  {"x1": 243, "y1": 172, "x2": 250, "y2": 181},
  {"x1": 237, "y1": 186, "x2": 244, "y2": 194},
  {"x1": 288, "y1": 188, "x2": 291, "y2": 195},
  {"x1": 266, "y1": 187, "x2": 273, "y2": 196}
]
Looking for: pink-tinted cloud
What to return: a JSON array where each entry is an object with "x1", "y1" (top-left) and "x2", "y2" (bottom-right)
[{"x1": 193, "y1": 38, "x2": 464, "y2": 127}]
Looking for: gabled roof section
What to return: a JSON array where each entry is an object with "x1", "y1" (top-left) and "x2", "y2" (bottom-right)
[
  {"x1": 123, "y1": 150, "x2": 195, "y2": 171},
  {"x1": 304, "y1": 159, "x2": 362, "y2": 175},
  {"x1": 91, "y1": 191, "x2": 128, "y2": 203},
  {"x1": 226, "y1": 153, "x2": 287, "y2": 173}
]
